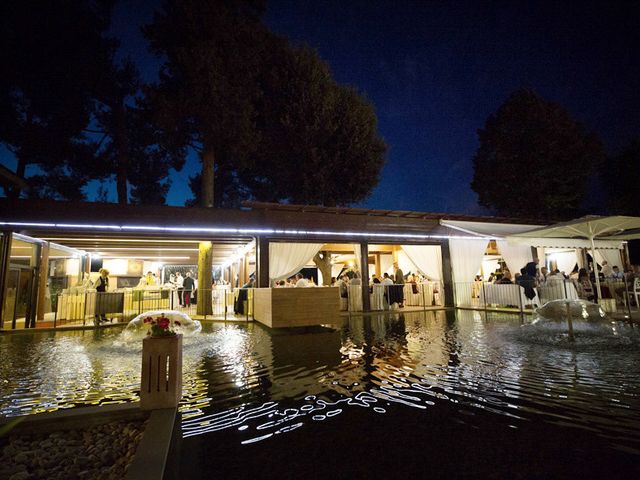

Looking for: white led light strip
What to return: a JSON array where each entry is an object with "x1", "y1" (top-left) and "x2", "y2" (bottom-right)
[{"x1": 0, "y1": 221, "x2": 493, "y2": 241}]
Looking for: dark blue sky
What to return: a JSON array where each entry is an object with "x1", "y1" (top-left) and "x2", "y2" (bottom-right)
[{"x1": 4, "y1": 1, "x2": 639, "y2": 214}]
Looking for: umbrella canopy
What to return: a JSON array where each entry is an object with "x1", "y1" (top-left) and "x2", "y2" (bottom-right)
[
  {"x1": 507, "y1": 215, "x2": 640, "y2": 302},
  {"x1": 507, "y1": 215, "x2": 640, "y2": 241}
]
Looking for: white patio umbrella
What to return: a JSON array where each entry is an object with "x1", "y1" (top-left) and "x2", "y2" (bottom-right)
[{"x1": 506, "y1": 215, "x2": 640, "y2": 303}]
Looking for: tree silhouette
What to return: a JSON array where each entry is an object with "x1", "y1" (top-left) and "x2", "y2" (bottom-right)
[
  {"x1": 603, "y1": 140, "x2": 640, "y2": 216},
  {"x1": 0, "y1": 1, "x2": 114, "y2": 200},
  {"x1": 145, "y1": 0, "x2": 386, "y2": 208},
  {"x1": 471, "y1": 89, "x2": 604, "y2": 220}
]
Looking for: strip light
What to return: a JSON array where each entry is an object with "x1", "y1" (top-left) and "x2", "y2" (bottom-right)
[{"x1": 0, "y1": 222, "x2": 494, "y2": 241}]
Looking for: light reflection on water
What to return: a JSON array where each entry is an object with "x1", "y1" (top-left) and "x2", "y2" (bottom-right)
[{"x1": 1, "y1": 310, "x2": 640, "y2": 453}]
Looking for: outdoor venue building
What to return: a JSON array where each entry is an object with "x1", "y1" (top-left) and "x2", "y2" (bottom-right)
[{"x1": 0, "y1": 198, "x2": 635, "y2": 330}]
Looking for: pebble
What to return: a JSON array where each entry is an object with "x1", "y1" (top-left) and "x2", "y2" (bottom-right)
[{"x1": 0, "y1": 418, "x2": 148, "y2": 480}]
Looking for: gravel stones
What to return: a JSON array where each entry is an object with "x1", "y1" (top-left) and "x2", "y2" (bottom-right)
[{"x1": 0, "y1": 418, "x2": 147, "y2": 480}]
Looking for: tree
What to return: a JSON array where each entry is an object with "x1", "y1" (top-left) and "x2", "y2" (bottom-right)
[
  {"x1": 144, "y1": 0, "x2": 269, "y2": 208},
  {"x1": 313, "y1": 251, "x2": 334, "y2": 286},
  {"x1": 471, "y1": 89, "x2": 604, "y2": 220},
  {"x1": 603, "y1": 140, "x2": 640, "y2": 216},
  {"x1": 244, "y1": 46, "x2": 386, "y2": 206},
  {"x1": 0, "y1": 1, "x2": 114, "y2": 200},
  {"x1": 145, "y1": 0, "x2": 386, "y2": 208}
]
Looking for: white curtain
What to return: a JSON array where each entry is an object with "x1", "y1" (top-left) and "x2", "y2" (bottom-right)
[
  {"x1": 449, "y1": 239, "x2": 489, "y2": 283},
  {"x1": 269, "y1": 243, "x2": 323, "y2": 281},
  {"x1": 352, "y1": 244, "x2": 362, "y2": 273},
  {"x1": 401, "y1": 245, "x2": 443, "y2": 281},
  {"x1": 553, "y1": 250, "x2": 578, "y2": 275},
  {"x1": 482, "y1": 258, "x2": 500, "y2": 280},
  {"x1": 595, "y1": 249, "x2": 622, "y2": 268},
  {"x1": 496, "y1": 240, "x2": 532, "y2": 274}
]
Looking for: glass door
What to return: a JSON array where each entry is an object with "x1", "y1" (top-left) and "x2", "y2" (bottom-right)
[{"x1": 3, "y1": 267, "x2": 34, "y2": 329}]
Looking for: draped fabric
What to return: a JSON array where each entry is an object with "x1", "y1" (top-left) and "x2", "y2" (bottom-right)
[
  {"x1": 449, "y1": 239, "x2": 489, "y2": 283},
  {"x1": 352, "y1": 244, "x2": 362, "y2": 273},
  {"x1": 496, "y1": 240, "x2": 533, "y2": 274},
  {"x1": 554, "y1": 250, "x2": 578, "y2": 275},
  {"x1": 595, "y1": 249, "x2": 623, "y2": 268},
  {"x1": 401, "y1": 245, "x2": 443, "y2": 281},
  {"x1": 269, "y1": 243, "x2": 323, "y2": 281}
]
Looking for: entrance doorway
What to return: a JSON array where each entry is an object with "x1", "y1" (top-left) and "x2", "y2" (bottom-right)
[{"x1": 2, "y1": 266, "x2": 35, "y2": 329}]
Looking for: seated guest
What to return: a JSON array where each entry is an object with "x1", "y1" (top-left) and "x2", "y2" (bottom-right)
[
  {"x1": 330, "y1": 277, "x2": 337, "y2": 286},
  {"x1": 611, "y1": 266, "x2": 624, "y2": 280},
  {"x1": 493, "y1": 273, "x2": 503, "y2": 283},
  {"x1": 601, "y1": 261, "x2": 613, "y2": 278},
  {"x1": 576, "y1": 268, "x2": 595, "y2": 301},
  {"x1": 496, "y1": 271, "x2": 513, "y2": 284},
  {"x1": 294, "y1": 273, "x2": 310, "y2": 288},
  {"x1": 546, "y1": 269, "x2": 565, "y2": 284},
  {"x1": 538, "y1": 267, "x2": 548, "y2": 285},
  {"x1": 381, "y1": 273, "x2": 393, "y2": 285}
]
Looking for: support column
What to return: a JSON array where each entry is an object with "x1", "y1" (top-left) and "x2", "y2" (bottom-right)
[
  {"x1": 375, "y1": 253, "x2": 381, "y2": 278},
  {"x1": 0, "y1": 231, "x2": 12, "y2": 327},
  {"x1": 197, "y1": 241, "x2": 213, "y2": 315},
  {"x1": 36, "y1": 242, "x2": 50, "y2": 322},
  {"x1": 27, "y1": 242, "x2": 41, "y2": 328},
  {"x1": 441, "y1": 240, "x2": 455, "y2": 307},
  {"x1": 360, "y1": 243, "x2": 370, "y2": 312},
  {"x1": 256, "y1": 236, "x2": 270, "y2": 288}
]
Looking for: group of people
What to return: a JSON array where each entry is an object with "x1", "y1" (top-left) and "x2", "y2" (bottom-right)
[
  {"x1": 166, "y1": 271, "x2": 197, "y2": 307},
  {"x1": 478, "y1": 260, "x2": 640, "y2": 304}
]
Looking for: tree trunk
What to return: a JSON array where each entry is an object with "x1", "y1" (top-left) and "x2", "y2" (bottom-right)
[
  {"x1": 201, "y1": 145, "x2": 215, "y2": 208},
  {"x1": 313, "y1": 251, "x2": 333, "y2": 286},
  {"x1": 114, "y1": 102, "x2": 128, "y2": 205},
  {"x1": 197, "y1": 241, "x2": 213, "y2": 316}
]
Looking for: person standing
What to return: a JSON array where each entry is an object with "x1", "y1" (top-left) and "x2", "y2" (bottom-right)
[
  {"x1": 176, "y1": 272, "x2": 184, "y2": 307},
  {"x1": 94, "y1": 268, "x2": 109, "y2": 324},
  {"x1": 393, "y1": 261, "x2": 405, "y2": 308},
  {"x1": 183, "y1": 272, "x2": 195, "y2": 307}
]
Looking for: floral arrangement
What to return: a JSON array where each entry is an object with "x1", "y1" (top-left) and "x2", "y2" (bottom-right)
[{"x1": 143, "y1": 314, "x2": 180, "y2": 337}]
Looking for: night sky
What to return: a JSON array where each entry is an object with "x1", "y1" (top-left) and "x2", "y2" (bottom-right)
[{"x1": 5, "y1": 1, "x2": 640, "y2": 214}]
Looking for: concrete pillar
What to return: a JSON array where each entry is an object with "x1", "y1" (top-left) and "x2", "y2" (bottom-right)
[
  {"x1": 0, "y1": 231, "x2": 12, "y2": 326},
  {"x1": 36, "y1": 242, "x2": 50, "y2": 321},
  {"x1": 197, "y1": 241, "x2": 213, "y2": 316},
  {"x1": 360, "y1": 243, "x2": 370, "y2": 312},
  {"x1": 441, "y1": 239, "x2": 455, "y2": 307},
  {"x1": 375, "y1": 253, "x2": 381, "y2": 278},
  {"x1": 256, "y1": 236, "x2": 269, "y2": 288}
]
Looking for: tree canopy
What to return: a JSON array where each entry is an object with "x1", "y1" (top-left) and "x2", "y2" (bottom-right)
[
  {"x1": 602, "y1": 140, "x2": 640, "y2": 216},
  {"x1": 471, "y1": 89, "x2": 604, "y2": 220},
  {"x1": 0, "y1": 0, "x2": 115, "y2": 200},
  {"x1": 145, "y1": 0, "x2": 386, "y2": 208}
]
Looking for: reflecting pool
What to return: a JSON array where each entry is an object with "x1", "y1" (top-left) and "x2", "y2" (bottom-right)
[{"x1": 2, "y1": 310, "x2": 639, "y2": 478}]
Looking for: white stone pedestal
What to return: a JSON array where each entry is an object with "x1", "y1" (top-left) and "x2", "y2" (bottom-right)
[{"x1": 140, "y1": 334, "x2": 183, "y2": 410}]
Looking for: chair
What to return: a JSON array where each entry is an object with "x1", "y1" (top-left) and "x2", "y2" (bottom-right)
[{"x1": 626, "y1": 278, "x2": 640, "y2": 308}]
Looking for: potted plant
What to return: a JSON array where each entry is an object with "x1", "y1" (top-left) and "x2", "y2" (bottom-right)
[{"x1": 140, "y1": 313, "x2": 183, "y2": 409}]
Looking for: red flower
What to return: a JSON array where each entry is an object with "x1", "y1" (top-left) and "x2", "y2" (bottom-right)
[
  {"x1": 157, "y1": 317, "x2": 170, "y2": 330},
  {"x1": 143, "y1": 316, "x2": 153, "y2": 324}
]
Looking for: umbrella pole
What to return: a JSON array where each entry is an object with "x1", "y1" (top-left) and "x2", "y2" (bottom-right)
[{"x1": 590, "y1": 236, "x2": 602, "y2": 304}]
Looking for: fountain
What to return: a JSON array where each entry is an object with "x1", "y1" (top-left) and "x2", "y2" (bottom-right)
[
  {"x1": 121, "y1": 310, "x2": 202, "y2": 341},
  {"x1": 528, "y1": 299, "x2": 615, "y2": 342}
]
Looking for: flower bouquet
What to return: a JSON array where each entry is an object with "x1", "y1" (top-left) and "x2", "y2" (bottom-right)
[{"x1": 143, "y1": 313, "x2": 181, "y2": 337}]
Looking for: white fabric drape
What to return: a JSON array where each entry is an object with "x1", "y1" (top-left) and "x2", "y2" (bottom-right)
[
  {"x1": 595, "y1": 249, "x2": 622, "y2": 268},
  {"x1": 352, "y1": 244, "x2": 362, "y2": 273},
  {"x1": 553, "y1": 250, "x2": 578, "y2": 275},
  {"x1": 496, "y1": 240, "x2": 532, "y2": 274},
  {"x1": 401, "y1": 245, "x2": 443, "y2": 281},
  {"x1": 269, "y1": 243, "x2": 323, "y2": 281},
  {"x1": 449, "y1": 239, "x2": 489, "y2": 283}
]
